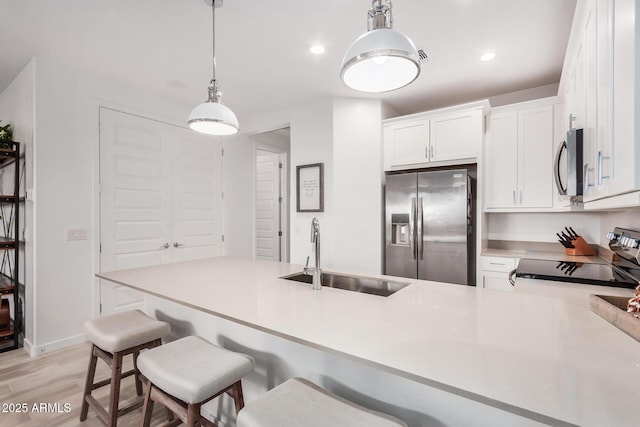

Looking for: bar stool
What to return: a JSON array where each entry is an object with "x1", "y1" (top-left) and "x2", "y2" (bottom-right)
[
  {"x1": 80, "y1": 310, "x2": 171, "y2": 427},
  {"x1": 137, "y1": 335, "x2": 255, "y2": 427},
  {"x1": 237, "y1": 377, "x2": 407, "y2": 427}
]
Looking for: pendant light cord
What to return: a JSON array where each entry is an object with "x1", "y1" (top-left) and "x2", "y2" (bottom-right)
[{"x1": 211, "y1": 2, "x2": 216, "y2": 81}]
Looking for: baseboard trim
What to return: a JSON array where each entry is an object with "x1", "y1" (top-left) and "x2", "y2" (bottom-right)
[{"x1": 29, "y1": 333, "x2": 86, "y2": 357}]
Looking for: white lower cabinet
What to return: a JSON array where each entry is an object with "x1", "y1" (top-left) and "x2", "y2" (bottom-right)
[{"x1": 480, "y1": 256, "x2": 518, "y2": 292}]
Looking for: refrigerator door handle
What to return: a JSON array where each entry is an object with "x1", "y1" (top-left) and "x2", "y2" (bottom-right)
[
  {"x1": 410, "y1": 197, "x2": 417, "y2": 260},
  {"x1": 417, "y1": 197, "x2": 424, "y2": 260}
]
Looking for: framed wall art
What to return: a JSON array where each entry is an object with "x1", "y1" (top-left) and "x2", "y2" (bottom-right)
[{"x1": 296, "y1": 163, "x2": 324, "y2": 212}]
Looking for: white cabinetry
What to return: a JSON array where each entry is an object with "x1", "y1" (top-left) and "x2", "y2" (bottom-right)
[
  {"x1": 480, "y1": 256, "x2": 517, "y2": 292},
  {"x1": 559, "y1": 0, "x2": 640, "y2": 209},
  {"x1": 383, "y1": 118, "x2": 430, "y2": 169},
  {"x1": 383, "y1": 101, "x2": 487, "y2": 171},
  {"x1": 484, "y1": 98, "x2": 556, "y2": 210}
]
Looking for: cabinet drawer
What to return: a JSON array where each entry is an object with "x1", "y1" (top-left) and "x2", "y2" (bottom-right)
[{"x1": 481, "y1": 256, "x2": 517, "y2": 272}]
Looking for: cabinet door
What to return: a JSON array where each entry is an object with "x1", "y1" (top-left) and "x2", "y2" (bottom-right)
[
  {"x1": 518, "y1": 105, "x2": 553, "y2": 208},
  {"x1": 482, "y1": 271, "x2": 514, "y2": 292},
  {"x1": 383, "y1": 119, "x2": 430, "y2": 169},
  {"x1": 430, "y1": 109, "x2": 481, "y2": 162},
  {"x1": 485, "y1": 111, "x2": 518, "y2": 208}
]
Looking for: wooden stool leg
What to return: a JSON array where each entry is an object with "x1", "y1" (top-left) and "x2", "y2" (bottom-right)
[
  {"x1": 107, "y1": 351, "x2": 124, "y2": 427},
  {"x1": 80, "y1": 344, "x2": 98, "y2": 421},
  {"x1": 141, "y1": 381, "x2": 155, "y2": 427},
  {"x1": 232, "y1": 380, "x2": 245, "y2": 414},
  {"x1": 187, "y1": 402, "x2": 201, "y2": 427},
  {"x1": 132, "y1": 349, "x2": 143, "y2": 396}
]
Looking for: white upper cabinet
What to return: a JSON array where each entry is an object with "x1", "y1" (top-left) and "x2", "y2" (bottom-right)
[
  {"x1": 383, "y1": 118, "x2": 430, "y2": 169},
  {"x1": 383, "y1": 101, "x2": 488, "y2": 171},
  {"x1": 484, "y1": 98, "x2": 556, "y2": 210},
  {"x1": 430, "y1": 109, "x2": 483, "y2": 162},
  {"x1": 559, "y1": 0, "x2": 640, "y2": 209}
]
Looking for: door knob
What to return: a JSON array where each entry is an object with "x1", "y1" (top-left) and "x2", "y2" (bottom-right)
[{"x1": 173, "y1": 242, "x2": 185, "y2": 248}]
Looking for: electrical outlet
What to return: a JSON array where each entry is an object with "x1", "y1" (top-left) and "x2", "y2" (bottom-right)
[{"x1": 65, "y1": 228, "x2": 88, "y2": 241}]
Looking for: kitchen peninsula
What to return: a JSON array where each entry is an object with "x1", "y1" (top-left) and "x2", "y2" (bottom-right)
[{"x1": 97, "y1": 256, "x2": 639, "y2": 427}]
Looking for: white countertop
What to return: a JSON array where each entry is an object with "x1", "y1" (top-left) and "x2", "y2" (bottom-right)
[{"x1": 97, "y1": 256, "x2": 640, "y2": 427}]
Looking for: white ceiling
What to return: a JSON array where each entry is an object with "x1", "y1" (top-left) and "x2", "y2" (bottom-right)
[{"x1": 0, "y1": 0, "x2": 577, "y2": 122}]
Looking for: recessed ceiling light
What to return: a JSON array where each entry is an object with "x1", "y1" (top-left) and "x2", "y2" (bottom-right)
[
  {"x1": 310, "y1": 44, "x2": 325, "y2": 55},
  {"x1": 480, "y1": 52, "x2": 496, "y2": 62}
]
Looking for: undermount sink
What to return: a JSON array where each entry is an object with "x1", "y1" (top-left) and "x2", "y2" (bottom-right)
[{"x1": 280, "y1": 271, "x2": 410, "y2": 297}]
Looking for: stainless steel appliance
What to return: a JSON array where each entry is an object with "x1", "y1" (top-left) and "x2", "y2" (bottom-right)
[
  {"x1": 513, "y1": 227, "x2": 640, "y2": 289},
  {"x1": 554, "y1": 127, "x2": 584, "y2": 199},
  {"x1": 384, "y1": 168, "x2": 475, "y2": 285}
]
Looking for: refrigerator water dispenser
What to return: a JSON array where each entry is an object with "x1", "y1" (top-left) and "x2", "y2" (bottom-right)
[{"x1": 391, "y1": 213, "x2": 411, "y2": 246}]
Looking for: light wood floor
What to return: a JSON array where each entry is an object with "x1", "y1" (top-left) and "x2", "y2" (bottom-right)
[{"x1": 0, "y1": 342, "x2": 169, "y2": 427}]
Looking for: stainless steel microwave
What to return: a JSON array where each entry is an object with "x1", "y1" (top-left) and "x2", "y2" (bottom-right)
[{"x1": 554, "y1": 128, "x2": 583, "y2": 199}]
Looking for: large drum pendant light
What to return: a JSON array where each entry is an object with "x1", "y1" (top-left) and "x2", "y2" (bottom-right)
[
  {"x1": 341, "y1": 0, "x2": 420, "y2": 93},
  {"x1": 188, "y1": 0, "x2": 239, "y2": 136}
]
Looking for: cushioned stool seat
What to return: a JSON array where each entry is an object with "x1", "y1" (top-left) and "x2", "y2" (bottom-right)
[
  {"x1": 80, "y1": 309, "x2": 170, "y2": 427},
  {"x1": 237, "y1": 377, "x2": 407, "y2": 427},
  {"x1": 138, "y1": 336, "x2": 254, "y2": 427}
]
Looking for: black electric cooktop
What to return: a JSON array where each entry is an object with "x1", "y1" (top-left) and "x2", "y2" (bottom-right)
[{"x1": 516, "y1": 258, "x2": 639, "y2": 289}]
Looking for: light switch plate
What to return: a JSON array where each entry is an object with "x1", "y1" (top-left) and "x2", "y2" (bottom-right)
[{"x1": 65, "y1": 228, "x2": 87, "y2": 241}]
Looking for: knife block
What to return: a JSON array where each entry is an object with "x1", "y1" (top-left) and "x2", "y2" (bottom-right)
[{"x1": 565, "y1": 236, "x2": 596, "y2": 256}]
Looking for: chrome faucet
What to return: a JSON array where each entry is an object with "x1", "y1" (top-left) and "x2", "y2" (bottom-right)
[{"x1": 304, "y1": 217, "x2": 322, "y2": 290}]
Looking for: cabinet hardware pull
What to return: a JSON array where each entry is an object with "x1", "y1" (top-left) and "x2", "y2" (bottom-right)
[
  {"x1": 173, "y1": 242, "x2": 185, "y2": 248},
  {"x1": 161, "y1": 243, "x2": 170, "y2": 249},
  {"x1": 512, "y1": 190, "x2": 516, "y2": 205},
  {"x1": 584, "y1": 163, "x2": 594, "y2": 192},
  {"x1": 597, "y1": 151, "x2": 611, "y2": 185}
]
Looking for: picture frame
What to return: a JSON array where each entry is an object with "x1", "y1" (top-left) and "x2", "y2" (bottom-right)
[{"x1": 296, "y1": 163, "x2": 324, "y2": 212}]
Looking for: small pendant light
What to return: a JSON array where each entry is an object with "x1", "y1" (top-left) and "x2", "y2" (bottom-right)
[
  {"x1": 341, "y1": 0, "x2": 420, "y2": 93},
  {"x1": 188, "y1": 0, "x2": 239, "y2": 136}
]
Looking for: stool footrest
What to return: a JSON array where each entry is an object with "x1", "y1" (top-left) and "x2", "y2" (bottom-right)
[{"x1": 91, "y1": 368, "x2": 137, "y2": 391}]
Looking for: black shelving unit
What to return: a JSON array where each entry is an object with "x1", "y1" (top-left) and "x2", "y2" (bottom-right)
[{"x1": 0, "y1": 141, "x2": 22, "y2": 352}]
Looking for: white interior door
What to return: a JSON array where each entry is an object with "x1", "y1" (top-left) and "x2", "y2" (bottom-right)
[
  {"x1": 99, "y1": 108, "x2": 223, "y2": 315},
  {"x1": 170, "y1": 126, "x2": 223, "y2": 262},
  {"x1": 255, "y1": 152, "x2": 281, "y2": 260},
  {"x1": 99, "y1": 108, "x2": 172, "y2": 314}
]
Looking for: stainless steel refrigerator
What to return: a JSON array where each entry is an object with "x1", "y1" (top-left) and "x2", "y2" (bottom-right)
[{"x1": 384, "y1": 168, "x2": 476, "y2": 285}]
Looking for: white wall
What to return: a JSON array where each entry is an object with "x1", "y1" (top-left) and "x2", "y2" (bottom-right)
[
  {"x1": 332, "y1": 98, "x2": 383, "y2": 275},
  {"x1": 488, "y1": 83, "x2": 560, "y2": 107},
  {"x1": 289, "y1": 99, "x2": 334, "y2": 267},
  {"x1": 23, "y1": 58, "x2": 199, "y2": 355},
  {"x1": 0, "y1": 59, "x2": 35, "y2": 347},
  {"x1": 486, "y1": 212, "x2": 602, "y2": 244},
  {"x1": 599, "y1": 207, "x2": 640, "y2": 245},
  {"x1": 224, "y1": 98, "x2": 385, "y2": 274},
  {"x1": 222, "y1": 133, "x2": 255, "y2": 258}
]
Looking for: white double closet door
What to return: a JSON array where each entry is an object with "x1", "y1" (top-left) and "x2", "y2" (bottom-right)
[{"x1": 99, "y1": 108, "x2": 223, "y2": 315}]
